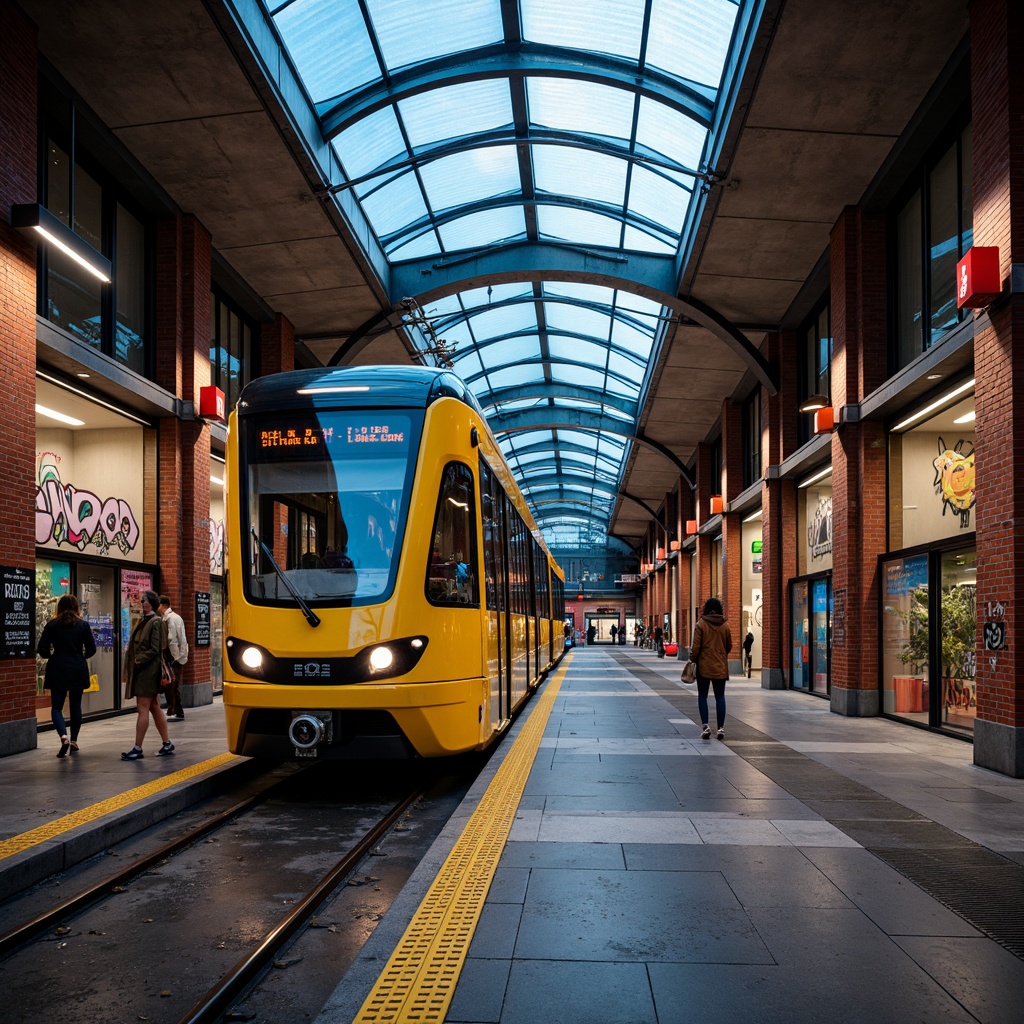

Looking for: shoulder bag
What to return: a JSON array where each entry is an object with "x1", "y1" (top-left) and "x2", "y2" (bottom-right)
[{"x1": 680, "y1": 660, "x2": 697, "y2": 684}]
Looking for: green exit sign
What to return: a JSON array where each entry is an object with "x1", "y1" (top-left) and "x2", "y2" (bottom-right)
[{"x1": 751, "y1": 540, "x2": 763, "y2": 554}]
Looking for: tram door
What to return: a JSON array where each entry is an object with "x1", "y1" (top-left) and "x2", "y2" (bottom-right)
[{"x1": 482, "y1": 462, "x2": 512, "y2": 731}]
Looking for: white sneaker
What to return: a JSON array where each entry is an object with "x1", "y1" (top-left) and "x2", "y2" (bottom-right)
[
  {"x1": 716, "y1": 728, "x2": 725, "y2": 741},
  {"x1": 700, "y1": 725, "x2": 711, "y2": 740}
]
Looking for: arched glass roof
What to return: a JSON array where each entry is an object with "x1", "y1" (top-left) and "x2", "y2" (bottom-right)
[{"x1": 258, "y1": 0, "x2": 760, "y2": 546}]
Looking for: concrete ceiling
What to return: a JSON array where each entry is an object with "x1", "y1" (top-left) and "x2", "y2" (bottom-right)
[{"x1": 23, "y1": 0, "x2": 970, "y2": 546}]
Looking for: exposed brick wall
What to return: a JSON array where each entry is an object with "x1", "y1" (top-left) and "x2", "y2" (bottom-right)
[
  {"x1": 154, "y1": 215, "x2": 214, "y2": 702},
  {"x1": 828, "y1": 207, "x2": 888, "y2": 701},
  {"x1": 971, "y1": 0, "x2": 1024, "y2": 737},
  {"x1": 0, "y1": 1, "x2": 39, "y2": 733},
  {"x1": 261, "y1": 313, "x2": 295, "y2": 377}
]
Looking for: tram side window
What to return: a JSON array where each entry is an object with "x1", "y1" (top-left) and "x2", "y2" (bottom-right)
[{"x1": 426, "y1": 462, "x2": 479, "y2": 606}]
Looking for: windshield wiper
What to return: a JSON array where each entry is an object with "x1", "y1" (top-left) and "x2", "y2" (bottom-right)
[{"x1": 251, "y1": 528, "x2": 321, "y2": 628}]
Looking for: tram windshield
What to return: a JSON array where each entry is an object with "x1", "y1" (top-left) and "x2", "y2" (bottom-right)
[{"x1": 242, "y1": 409, "x2": 421, "y2": 606}]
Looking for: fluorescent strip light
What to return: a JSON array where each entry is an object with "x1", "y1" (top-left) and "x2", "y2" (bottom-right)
[
  {"x1": 296, "y1": 386, "x2": 371, "y2": 395},
  {"x1": 210, "y1": 475, "x2": 224, "y2": 486},
  {"x1": 34, "y1": 225, "x2": 111, "y2": 282},
  {"x1": 35, "y1": 371, "x2": 153, "y2": 426},
  {"x1": 953, "y1": 411, "x2": 976, "y2": 425},
  {"x1": 798, "y1": 465, "x2": 833, "y2": 489},
  {"x1": 742, "y1": 509, "x2": 762, "y2": 523},
  {"x1": 36, "y1": 403, "x2": 85, "y2": 426},
  {"x1": 892, "y1": 379, "x2": 976, "y2": 432}
]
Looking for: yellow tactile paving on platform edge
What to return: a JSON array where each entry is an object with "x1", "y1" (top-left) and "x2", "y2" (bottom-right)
[
  {"x1": 0, "y1": 751, "x2": 240, "y2": 860},
  {"x1": 353, "y1": 658, "x2": 569, "y2": 1024}
]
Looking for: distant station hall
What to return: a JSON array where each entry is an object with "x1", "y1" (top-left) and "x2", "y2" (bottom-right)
[{"x1": 2, "y1": 4, "x2": 1024, "y2": 768}]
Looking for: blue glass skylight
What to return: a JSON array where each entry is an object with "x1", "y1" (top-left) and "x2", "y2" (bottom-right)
[{"x1": 257, "y1": 0, "x2": 755, "y2": 544}]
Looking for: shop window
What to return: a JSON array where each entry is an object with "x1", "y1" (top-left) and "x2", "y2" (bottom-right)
[
  {"x1": 39, "y1": 111, "x2": 153, "y2": 375},
  {"x1": 210, "y1": 288, "x2": 258, "y2": 412},
  {"x1": 892, "y1": 120, "x2": 973, "y2": 370},
  {"x1": 796, "y1": 467, "x2": 832, "y2": 577}
]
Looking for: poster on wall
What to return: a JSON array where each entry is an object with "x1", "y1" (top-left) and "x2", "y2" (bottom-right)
[
  {"x1": 120, "y1": 568, "x2": 154, "y2": 648},
  {"x1": 1, "y1": 565, "x2": 34, "y2": 658},
  {"x1": 195, "y1": 591, "x2": 211, "y2": 647}
]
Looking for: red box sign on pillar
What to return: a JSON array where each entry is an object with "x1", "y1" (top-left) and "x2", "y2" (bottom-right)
[
  {"x1": 956, "y1": 246, "x2": 1001, "y2": 309},
  {"x1": 198, "y1": 385, "x2": 226, "y2": 422}
]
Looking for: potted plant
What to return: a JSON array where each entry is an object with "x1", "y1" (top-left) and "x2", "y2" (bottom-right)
[
  {"x1": 940, "y1": 584, "x2": 976, "y2": 710},
  {"x1": 894, "y1": 587, "x2": 929, "y2": 712}
]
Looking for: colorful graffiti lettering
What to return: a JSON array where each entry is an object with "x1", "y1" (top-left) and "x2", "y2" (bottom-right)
[
  {"x1": 932, "y1": 437, "x2": 975, "y2": 529},
  {"x1": 35, "y1": 453, "x2": 140, "y2": 555}
]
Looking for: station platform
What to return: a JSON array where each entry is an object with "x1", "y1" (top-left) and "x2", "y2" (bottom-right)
[
  {"x1": 320, "y1": 646, "x2": 1024, "y2": 1024},
  {"x1": 0, "y1": 697, "x2": 256, "y2": 901}
]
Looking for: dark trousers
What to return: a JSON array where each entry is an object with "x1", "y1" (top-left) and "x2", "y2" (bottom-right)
[
  {"x1": 165, "y1": 660, "x2": 184, "y2": 715},
  {"x1": 50, "y1": 687, "x2": 83, "y2": 741}
]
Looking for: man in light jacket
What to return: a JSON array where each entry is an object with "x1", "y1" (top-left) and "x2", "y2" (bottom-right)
[{"x1": 158, "y1": 594, "x2": 189, "y2": 721}]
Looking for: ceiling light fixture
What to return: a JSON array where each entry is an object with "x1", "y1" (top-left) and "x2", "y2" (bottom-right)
[
  {"x1": 798, "y1": 465, "x2": 833, "y2": 489},
  {"x1": 36, "y1": 403, "x2": 85, "y2": 427},
  {"x1": 798, "y1": 393, "x2": 830, "y2": 413},
  {"x1": 12, "y1": 203, "x2": 111, "y2": 282},
  {"x1": 891, "y1": 378, "x2": 976, "y2": 432}
]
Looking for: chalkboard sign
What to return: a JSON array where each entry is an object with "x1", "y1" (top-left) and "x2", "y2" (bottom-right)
[
  {"x1": 195, "y1": 591, "x2": 211, "y2": 647},
  {"x1": 1, "y1": 565, "x2": 34, "y2": 658}
]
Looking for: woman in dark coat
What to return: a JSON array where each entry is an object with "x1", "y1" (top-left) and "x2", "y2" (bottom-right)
[
  {"x1": 121, "y1": 590, "x2": 174, "y2": 760},
  {"x1": 37, "y1": 594, "x2": 97, "y2": 757}
]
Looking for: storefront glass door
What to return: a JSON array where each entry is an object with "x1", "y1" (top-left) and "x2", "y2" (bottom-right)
[{"x1": 78, "y1": 565, "x2": 117, "y2": 713}]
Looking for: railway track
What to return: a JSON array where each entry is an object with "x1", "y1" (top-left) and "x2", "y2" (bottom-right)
[{"x1": 0, "y1": 759, "x2": 474, "y2": 1024}]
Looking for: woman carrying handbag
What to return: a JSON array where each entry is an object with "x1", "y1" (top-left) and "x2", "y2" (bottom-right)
[{"x1": 688, "y1": 597, "x2": 733, "y2": 740}]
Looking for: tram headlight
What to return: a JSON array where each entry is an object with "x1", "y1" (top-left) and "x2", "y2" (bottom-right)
[
  {"x1": 241, "y1": 646, "x2": 264, "y2": 670},
  {"x1": 368, "y1": 646, "x2": 394, "y2": 672}
]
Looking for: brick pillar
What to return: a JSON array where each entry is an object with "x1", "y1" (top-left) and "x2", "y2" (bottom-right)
[
  {"x1": 155, "y1": 215, "x2": 213, "y2": 708},
  {"x1": 971, "y1": 0, "x2": 1024, "y2": 775},
  {"x1": 829, "y1": 208, "x2": 887, "y2": 716},
  {"x1": 261, "y1": 313, "x2": 295, "y2": 376},
  {"x1": 720, "y1": 399, "x2": 743, "y2": 632},
  {"x1": 0, "y1": 1, "x2": 38, "y2": 755},
  {"x1": 693, "y1": 443, "x2": 714, "y2": 608}
]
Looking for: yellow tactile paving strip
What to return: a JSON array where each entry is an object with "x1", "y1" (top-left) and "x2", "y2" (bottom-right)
[
  {"x1": 0, "y1": 751, "x2": 240, "y2": 860},
  {"x1": 353, "y1": 659, "x2": 569, "y2": 1024}
]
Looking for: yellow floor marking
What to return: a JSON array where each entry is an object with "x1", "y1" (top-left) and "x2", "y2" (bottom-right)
[
  {"x1": 0, "y1": 751, "x2": 240, "y2": 860},
  {"x1": 353, "y1": 658, "x2": 569, "y2": 1024}
]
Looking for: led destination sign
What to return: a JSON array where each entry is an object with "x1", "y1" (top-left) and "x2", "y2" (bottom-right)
[{"x1": 254, "y1": 414, "x2": 412, "y2": 458}]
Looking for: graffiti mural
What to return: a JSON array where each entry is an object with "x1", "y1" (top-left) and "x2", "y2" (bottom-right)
[
  {"x1": 35, "y1": 451, "x2": 140, "y2": 556},
  {"x1": 932, "y1": 437, "x2": 975, "y2": 529},
  {"x1": 808, "y1": 496, "x2": 832, "y2": 560},
  {"x1": 210, "y1": 518, "x2": 225, "y2": 575}
]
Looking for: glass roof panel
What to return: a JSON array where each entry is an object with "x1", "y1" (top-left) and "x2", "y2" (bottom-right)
[
  {"x1": 398, "y1": 80, "x2": 513, "y2": 149},
  {"x1": 367, "y1": 0, "x2": 504, "y2": 72},
  {"x1": 635, "y1": 98, "x2": 708, "y2": 172},
  {"x1": 481, "y1": 335, "x2": 542, "y2": 363},
  {"x1": 544, "y1": 303, "x2": 613, "y2": 339},
  {"x1": 438, "y1": 207, "x2": 527, "y2": 252},
  {"x1": 549, "y1": 364, "x2": 608, "y2": 390},
  {"x1": 521, "y1": 0, "x2": 643, "y2": 62},
  {"x1": 418, "y1": 146, "x2": 521, "y2": 210},
  {"x1": 466, "y1": 303, "x2": 537, "y2": 340},
  {"x1": 533, "y1": 146, "x2": 628, "y2": 206},
  {"x1": 388, "y1": 230, "x2": 441, "y2": 261},
  {"x1": 272, "y1": 0, "x2": 377, "y2": 104},
  {"x1": 603, "y1": 374, "x2": 641, "y2": 398},
  {"x1": 449, "y1": 350, "x2": 484, "y2": 380},
  {"x1": 645, "y1": 0, "x2": 737, "y2": 88},
  {"x1": 536, "y1": 206, "x2": 624, "y2": 247},
  {"x1": 622, "y1": 226, "x2": 677, "y2": 254},
  {"x1": 608, "y1": 349, "x2": 645, "y2": 384},
  {"x1": 626, "y1": 165, "x2": 691, "y2": 233},
  {"x1": 357, "y1": 173, "x2": 429, "y2": 237},
  {"x1": 479, "y1": 364, "x2": 546, "y2": 391},
  {"x1": 526, "y1": 78, "x2": 635, "y2": 138},
  {"x1": 547, "y1": 336, "x2": 606, "y2": 365},
  {"x1": 543, "y1": 281, "x2": 616, "y2": 305},
  {"x1": 332, "y1": 107, "x2": 406, "y2": 179}
]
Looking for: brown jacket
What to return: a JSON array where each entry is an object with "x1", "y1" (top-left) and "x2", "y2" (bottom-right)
[{"x1": 689, "y1": 612, "x2": 732, "y2": 680}]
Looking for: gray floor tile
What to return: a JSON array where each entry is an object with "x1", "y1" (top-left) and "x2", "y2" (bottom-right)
[
  {"x1": 447, "y1": 957, "x2": 510, "y2": 1024},
  {"x1": 500, "y1": 959, "x2": 656, "y2": 1024},
  {"x1": 515, "y1": 868, "x2": 772, "y2": 964}
]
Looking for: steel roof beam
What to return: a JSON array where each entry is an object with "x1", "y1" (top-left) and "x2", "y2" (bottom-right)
[
  {"x1": 317, "y1": 44, "x2": 716, "y2": 138},
  {"x1": 478, "y1": 383, "x2": 636, "y2": 417}
]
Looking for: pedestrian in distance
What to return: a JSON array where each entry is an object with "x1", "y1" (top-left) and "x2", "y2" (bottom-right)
[
  {"x1": 36, "y1": 594, "x2": 97, "y2": 757},
  {"x1": 654, "y1": 623, "x2": 664, "y2": 657},
  {"x1": 121, "y1": 590, "x2": 175, "y2": 760},
  {"x1": 743, "y1": 629, "x2": 755, "y2": 678},
  {"x1": 690, "y1": 597, "x2": 733, "y2": 740},
  {"x1": 610, "y1": 623, "x2": 618, "y2": 643},
  {"x1": 158, "y1": 594, "x2": 189, "y2": 720}
]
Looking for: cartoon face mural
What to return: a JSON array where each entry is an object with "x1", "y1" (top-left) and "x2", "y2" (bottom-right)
[
  {"x1": 932, "y1": 437, "x2": 975, "y2": 529},
  {"x1": 807, "y1": 496, "x2": 832, "y2": 560}
]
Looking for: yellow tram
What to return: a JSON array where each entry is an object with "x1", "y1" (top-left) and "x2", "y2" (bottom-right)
[{"x1": 222, "y1": 366, "x2": 566, "y2": 759}]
